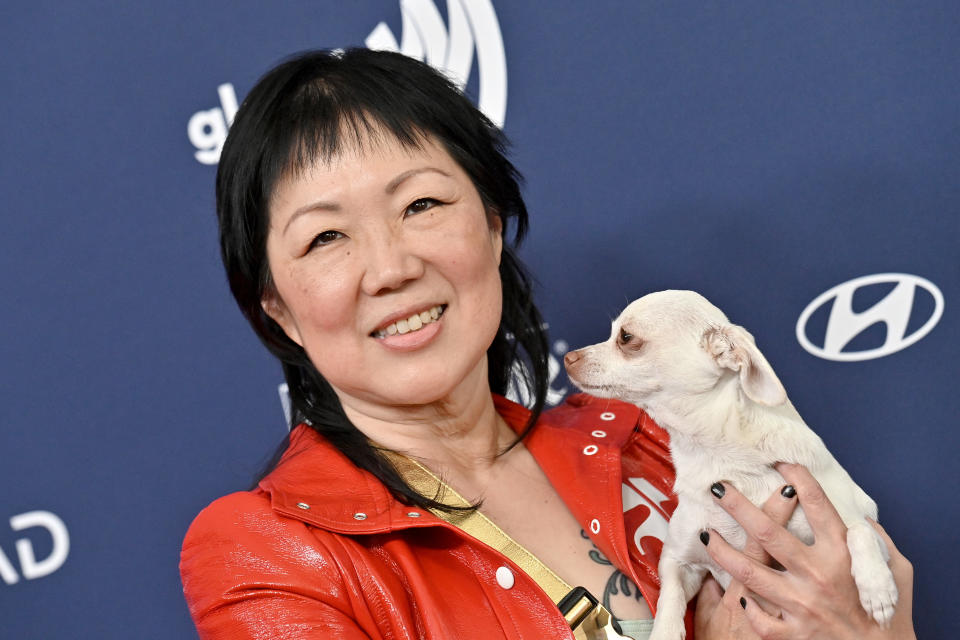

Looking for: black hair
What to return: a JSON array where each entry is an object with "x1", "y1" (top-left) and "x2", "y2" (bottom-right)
[{"x1": 216, "y1": 48, "x2": 548, "y2": 511}]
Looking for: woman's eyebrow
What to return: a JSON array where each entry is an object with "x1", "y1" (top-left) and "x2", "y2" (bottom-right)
[
  {"x1": 283, "y1": 200, "x2": 341, "y2": 235},
  {"x1": 385, "y1": 167, "x2": 451, "y2": 194}
]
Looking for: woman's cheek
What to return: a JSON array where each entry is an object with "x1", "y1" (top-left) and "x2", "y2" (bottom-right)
[
  {"x1": 289, "y1": 260, "x2": 358, "y2": 334},
  {"x1": 434, "y1": 219, "x2": 501, "y2": 277}
]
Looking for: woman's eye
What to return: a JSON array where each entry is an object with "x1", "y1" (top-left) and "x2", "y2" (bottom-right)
[
  {"x1": 405, "y1": 197, "x2": 440, "y2": 216},
  {"x1": 308, "y1": 230, "x2": 344, "y2": 250}
]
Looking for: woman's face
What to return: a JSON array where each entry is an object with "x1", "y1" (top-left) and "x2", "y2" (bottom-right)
[{"x1": 262, "y1": 132, "x2": 504, "y2": 412}]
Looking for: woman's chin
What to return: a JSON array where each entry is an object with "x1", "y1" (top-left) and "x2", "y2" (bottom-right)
[
  {"x1": 341, "y1": 364, "x2": 488, "y2": 412},
  {"x1": 377, "y1": 378, "x2": 461, "y2": 408}
]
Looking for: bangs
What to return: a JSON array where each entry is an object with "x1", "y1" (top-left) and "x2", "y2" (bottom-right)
[
  {"x1": 281, "y1": 87, "x2": 426, "y2": 179},
  {"x1": 256, "y1": 55, "x2": 470, "y2": 207}
]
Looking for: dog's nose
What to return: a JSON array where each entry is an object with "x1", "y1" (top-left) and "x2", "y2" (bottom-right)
[{"x1": 563, "y1": 350, "x2": 582, "y2": 369}]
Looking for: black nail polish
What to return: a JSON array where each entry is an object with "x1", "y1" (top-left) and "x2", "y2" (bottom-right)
[
  {"x1": 710, "y1": 482, "x2": 725, "y2": 499},
  {"x1": 699, "y1": 530, "x2": 710, "y2": 545},
  {"x1": 781, "y1": 485, "x2": 796, "y2": 499},
  {"x1": 740, "y1": 597, "x2": 747, "y2": 609}
]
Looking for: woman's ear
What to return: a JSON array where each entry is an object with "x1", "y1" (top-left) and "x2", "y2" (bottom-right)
[{"x1": 261, "y1": 293, "x2": 304, "y2": 347}]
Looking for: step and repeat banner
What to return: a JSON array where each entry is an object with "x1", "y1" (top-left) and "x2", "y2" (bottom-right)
[{"x1": 2, "y1": 2, "x2": 955, "y2": 637}]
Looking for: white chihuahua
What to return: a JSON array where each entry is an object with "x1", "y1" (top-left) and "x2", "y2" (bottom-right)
[{"x1": 564, "y1": 290, "x2": 897, "y2": 640}]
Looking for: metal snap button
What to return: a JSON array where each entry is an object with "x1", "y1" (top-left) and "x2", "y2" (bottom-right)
[
  {"x1": 600, "y1": 412, "x2": 616, "y2": 421},
  {"x1": 407, "y1": 511, "x2": 421, "y2": 518},
  {"x1": 591, "y1": 430, "x2": 607, "y2": 438},
  {"x1": 296, "y1": 502, "x2": 310, "y2": 510},
  {"x1": 495, "y1": 566, "x2": 515, "y2": 589},
  {"x1": 353, "y1": 512, "x2": 367, "y2": 520}
]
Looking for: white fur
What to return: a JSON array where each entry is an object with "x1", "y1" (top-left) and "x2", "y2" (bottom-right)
[{"x1": 564, "y1": 290, "x2": 897, "y2": 639}]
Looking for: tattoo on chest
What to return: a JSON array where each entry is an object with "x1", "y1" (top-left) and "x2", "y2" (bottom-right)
[{"x1": 580, "y1": 529, "x2": 643, "y2": 613}]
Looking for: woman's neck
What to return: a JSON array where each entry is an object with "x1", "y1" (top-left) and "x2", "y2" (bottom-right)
[{"x1": 337, "y1": 372, "x2": 516, "y2": 491}]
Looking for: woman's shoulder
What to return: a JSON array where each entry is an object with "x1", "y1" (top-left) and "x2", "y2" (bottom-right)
[
  {"x1": 180, "y1": 478, "x2": 348, "y2": 579},
  {"x1": 180, "y1": 489, "x2": 298, "y2": 586},
  {"x1": 179, "y1": 488, "x2": 359, "y2": 622},
  {"x1": 180, "y1": 479, "x2": 351, "y2": 568},
  {"x1": 180, "y1": 423, "x2": 392, "y2": 563},
  {"x1": 181, "y1": 489, "x2": 274, "y2": 549},
  {"x1": 179, "y1": 425, "x2": 383, "y2": 583},
  {"x1": 180, "y1": 488, "x2": 394, "y2": 638}
]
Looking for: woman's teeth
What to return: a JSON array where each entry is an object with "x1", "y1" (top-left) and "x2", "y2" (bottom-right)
[{"x1": 373, "y1": 305, "x2": 444, "y2": 338}]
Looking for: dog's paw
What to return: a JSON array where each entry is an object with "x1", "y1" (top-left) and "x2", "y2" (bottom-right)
[
  {"x1": 854, "y1": 566, "x2": 899, "y2": 627},
  {"x1": 847, "y1": 523, "x2": 899, "y2": 626},
  {"x1": 648, "y1": 619, "x2": 685, "y2": 640}
]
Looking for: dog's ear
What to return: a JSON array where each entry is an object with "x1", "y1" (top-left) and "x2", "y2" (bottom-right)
[{"x1": 702, "y1": 324, "x2": 787, "y2": 406}]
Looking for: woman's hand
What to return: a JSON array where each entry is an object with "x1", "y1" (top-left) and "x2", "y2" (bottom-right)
[
  {"x1": 698, "y1": 463, "x2": 916, "y2": 640},
  {"x1": 694, "y1": 476, "x2": 800, "y2": 640}
]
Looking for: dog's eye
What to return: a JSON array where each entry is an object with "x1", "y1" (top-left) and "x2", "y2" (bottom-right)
[{"x1": 619, "y1": 328, "x2": 634, "y2": 344}]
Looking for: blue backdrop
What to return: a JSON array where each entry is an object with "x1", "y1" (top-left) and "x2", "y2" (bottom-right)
[{"x1": 1, "y1": 2, "x2": 955, "y2": 637}]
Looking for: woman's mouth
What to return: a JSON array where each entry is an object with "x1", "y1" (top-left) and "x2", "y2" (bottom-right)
[{"x1": 371, "y1": 304, "x2": 446, "y2": 338}]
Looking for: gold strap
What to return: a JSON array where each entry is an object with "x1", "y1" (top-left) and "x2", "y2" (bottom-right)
[{"x1": 383, "y1": 451, "x2": 631, "y2": 640}]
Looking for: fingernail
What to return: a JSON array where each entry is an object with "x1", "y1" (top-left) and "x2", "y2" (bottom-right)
[
  {"x1": 740, "y1": 597, "x2": 747, "y2": 609},
  {"x1": 781, "y1": 485, "x2": 796, "y2": 499},
  {"x1": 710, "y1": 482, "x2": 725, "y2": 499},
  {"x1": 699, "y1": 530, "x2": 710, "y2": 545}
]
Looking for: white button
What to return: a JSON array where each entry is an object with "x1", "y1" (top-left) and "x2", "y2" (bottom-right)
[
  {"x1": 296, "y1": 502, "x2": 310, "y2": 510},
  {"x1": 495, "y1": 566, "x2": 515, "y2": 589},
  {"x1": 600, "y1": 412, "x2": 616, "y2": 421},
  {"x1": 407, "y1": 512, "x2": 421, "y2": 518},
  {"x1": 590, "y1": 519, "x2": 601, "y2": 534},
  {"x1": 353, "y1": 512, "x2": 367, "y2": 520},
  {"x1": 583, "y1": 445, "x2": 598, "y2": 456},
  {"x1": 591, "y1": 430, "x2": 607, "y2": 438}
]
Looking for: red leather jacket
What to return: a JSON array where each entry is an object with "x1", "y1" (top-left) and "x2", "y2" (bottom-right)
[{"x1": 180, "y1": 394, "x2": 687, "y2": 639}]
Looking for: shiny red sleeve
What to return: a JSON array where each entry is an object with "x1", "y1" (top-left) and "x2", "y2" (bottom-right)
[{"x1": 179, "y1": 491, "x2": 375, "y2": 640}]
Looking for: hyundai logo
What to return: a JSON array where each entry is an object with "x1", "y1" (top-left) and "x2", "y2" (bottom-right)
[{"x1": 796, "y1": 273, "x2": 944, "y2": 362}]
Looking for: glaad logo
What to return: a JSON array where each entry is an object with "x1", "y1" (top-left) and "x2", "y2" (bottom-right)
[
  {"x1": 187, "y1": 84, "x2": 239, "y2": 165},
  {"x1": 188, "y1": 0, "x2": 507, "y2": 165},
  {"x1": 0, "y1": 511, "x2": 70, "y2": 585},
  {"x1": 796, "y1": 273, "x2": 944, "y2": 362},
  {"x1": 365, "y1": 0, "x2": 507, "y2": 127}
]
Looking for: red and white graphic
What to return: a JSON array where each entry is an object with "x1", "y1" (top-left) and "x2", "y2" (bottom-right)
[{"x1": 623, "y1": 477, "x2": 671, "y2": 558}]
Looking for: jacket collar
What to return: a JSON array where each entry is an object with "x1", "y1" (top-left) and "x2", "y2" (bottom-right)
[
  {"x1": 259, "y1": 394, "x2": 644, "y2": 539},
  {"x1": 258, "y1": 424, "x2": 427, "y2": 534}
]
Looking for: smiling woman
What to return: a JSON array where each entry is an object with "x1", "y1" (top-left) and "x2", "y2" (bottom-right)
[
  {"x1": 179, "y1": 48, "x2": 916, "y2": 640},
  {"x1": 262, "y1": 134, "x2": 505, "y2": 411},
  {"x1": 210, "y1": 48, "x2": 549, "y2": 515}
]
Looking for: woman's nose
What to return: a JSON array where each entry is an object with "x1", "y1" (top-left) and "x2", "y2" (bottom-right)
[{"x1": 360, "y1": 232, "x2": 425, "y2": 296}]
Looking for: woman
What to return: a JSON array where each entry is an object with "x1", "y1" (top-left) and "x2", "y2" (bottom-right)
[{"x1": 180, "y1": 48, "x2": 915, "y2": 639}]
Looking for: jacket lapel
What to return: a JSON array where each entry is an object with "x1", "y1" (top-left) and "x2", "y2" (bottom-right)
[{"x1": 495, "y1": 395, "x2": 650, "y2": 591}]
